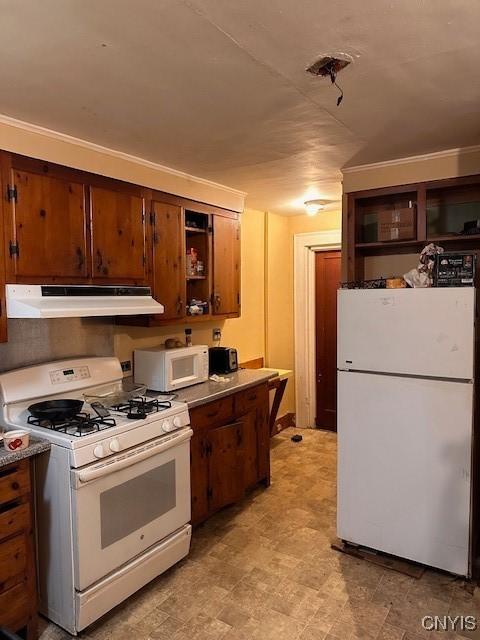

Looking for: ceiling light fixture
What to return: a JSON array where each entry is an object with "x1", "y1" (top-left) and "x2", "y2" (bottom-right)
[
  {"x1": 304, "y1": 199, "x2": 326, "y2": 216},
  {"x1": 306, "y1": 55, "x2": 351, "y2": 106}
]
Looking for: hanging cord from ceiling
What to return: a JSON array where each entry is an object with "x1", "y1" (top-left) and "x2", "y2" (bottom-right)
[{"x1": 328, "y1": 64, "x2": 344, "y2": 107}]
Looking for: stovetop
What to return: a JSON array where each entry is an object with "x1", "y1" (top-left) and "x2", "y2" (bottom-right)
[
  {"x1": 0, "y1": 357, "x2": 192, "y2": 466},
  {"x1": 24, "y1": 395, "x2": 176, "y2": 438},
  {"x1": 27, "y1": 412, "x2": 117, "y2": 437}
]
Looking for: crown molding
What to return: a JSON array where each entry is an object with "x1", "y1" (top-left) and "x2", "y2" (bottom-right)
[
  {"x1": 342, "y1": 144, "x2": 480, "y2": 175},
  {"x1": 0, "y1": 113, "x2": 247, "y2": 198}
]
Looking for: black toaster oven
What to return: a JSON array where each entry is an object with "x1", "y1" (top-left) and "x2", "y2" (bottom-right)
[{"x1": 208, "y1": 347, "x2": 238, "y2": 374}]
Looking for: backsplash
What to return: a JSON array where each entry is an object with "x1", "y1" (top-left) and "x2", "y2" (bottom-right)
[{"x1": 0, "y1": 318, "x2": 114, "y2": 372}]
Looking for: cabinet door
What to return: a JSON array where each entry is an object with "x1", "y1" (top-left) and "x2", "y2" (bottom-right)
[
  {"x1": 255, "y1": 385, "x2": 271, "y2": 483},
  {"x1": 190, "y1": 430, "x2": 209, "y2": 525},
  {"x1": 208, "y1": 421, "x2": 244, "y2": 513},
  {"x1": 212, "y1": 215, "x2": 240, "y2": 315},
  {"x1": 90, "y1": 186, "x2": 147, "y2": 283},
  {"x1": 0, "y1": 163, "x2": 7, "y2": 342},
  {"x1": 242, "y1": 410, "x2": 259, "y2": 489},
  {"x1": 5, "y1": 169, "x2": 88, "y2": 280},
  {"x1": 152, "y1": 201, "x2": 185, "y2": 319}
]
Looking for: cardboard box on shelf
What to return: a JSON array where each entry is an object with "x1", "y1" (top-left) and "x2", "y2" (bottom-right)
[{"x1": 378, "y1": 207, "x2": 416, "y2": 242}]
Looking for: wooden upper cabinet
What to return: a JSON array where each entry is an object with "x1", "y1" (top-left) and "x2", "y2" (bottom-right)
[
  {"x1": 212, "y1": 214, "x2": 240, "y2": 315},
  {"x1": 89, "y1": 186, "x2": 148, "y2": 283},
  {"x1": 151, "y1": 201, "x2": 185, "y2": 319},
  {"x1": 5, "y1": 169, "x2": 88, "y2": 281},
  {"x1": 0, "y1": 167, "x2": 7, "y2": 342}
]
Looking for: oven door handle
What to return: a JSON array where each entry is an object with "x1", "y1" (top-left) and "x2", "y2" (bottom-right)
[{"x1": 72, "y1": 428, "x2": 193, "y2": 487}]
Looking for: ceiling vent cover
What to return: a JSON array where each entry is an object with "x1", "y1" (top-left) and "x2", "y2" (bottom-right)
[{"x1": 306, "y1": 56, "x2": 351, "y2": 77}]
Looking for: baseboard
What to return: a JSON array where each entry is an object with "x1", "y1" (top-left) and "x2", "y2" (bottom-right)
[{"x1": 273, "y1": 412, "x2": 295, "y2": 435}]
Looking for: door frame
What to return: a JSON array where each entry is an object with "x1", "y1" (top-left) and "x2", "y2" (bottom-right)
[{"x1": 294, "y1": 230, "x2": 341, "y2": 429}]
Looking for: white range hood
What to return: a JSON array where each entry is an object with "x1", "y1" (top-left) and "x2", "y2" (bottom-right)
[{"x1": 6, "y1": 284, "x2": 164, "y2": 318}]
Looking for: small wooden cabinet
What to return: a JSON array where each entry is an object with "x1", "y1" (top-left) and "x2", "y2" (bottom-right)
[
  {"x1": 189, "y1": 383, "x2": 270, "y2": 525},
  {"x1": 4, "y1": 169, "x2": 89, "y2": 282},
  {"x1": 90, "y1": 186, "x2": 147, "y2": 284},
  {"x1": 0, "y1": 459, "x2": 38, "y2": 639},
  {"x1": 151, "y1": 201, "x2": 186, "y2": 321},
  {"x1": 212, "y1": 215, "x2": 241, "y2": 315}
]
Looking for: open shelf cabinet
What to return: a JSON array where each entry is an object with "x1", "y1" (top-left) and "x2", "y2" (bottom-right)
[{"x1": 344, "y1": 174, "x2": 480, "y2": 282}]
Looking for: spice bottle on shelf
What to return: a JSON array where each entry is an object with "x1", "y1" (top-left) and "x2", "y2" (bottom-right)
[
  {"x1": 185, "y1": 328, "x2": 192, "y2": 347},
  {"x1": 186, "y1": 248, "x2": 198, "y2": 276}
]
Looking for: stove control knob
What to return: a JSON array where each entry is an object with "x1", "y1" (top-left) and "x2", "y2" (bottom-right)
[
  {"x1": 161, "y1": 419, "x2": 172, "y2": 432},
  {"x1": 173, "y1": 416, "x2": 183, "y2": 428},
  {"x1": 93, "y1": 445, "x2": 105, "y2": 459},
  {"x1": 109, "y1": 439, "x2": 121, "y2": 453}
]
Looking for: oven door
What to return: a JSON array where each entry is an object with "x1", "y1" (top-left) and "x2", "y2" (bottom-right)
[{"x1": 70, "y1": 428, "x2": 192, "y2": 591}]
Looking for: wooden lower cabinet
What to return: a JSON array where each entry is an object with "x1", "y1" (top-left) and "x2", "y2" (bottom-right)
[
  {"x1": 0, "y1": 460, "x2": 38, "y2": 640},
  {"x1": 190, "y1": 383, "x2": 270, "y2": 525}
]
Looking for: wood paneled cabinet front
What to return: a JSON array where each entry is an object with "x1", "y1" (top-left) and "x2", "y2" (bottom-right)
[
  {"x1": 0, "y1": 459, "x2": 38, "y2": 640},
  {"x1": 4, "y1": 167, "x2": 89, "y2": 282},
  {"x1": 1, "y1": 155, "x2": 148, "y2": 286},
  {"x1": 89, "y1": 186, "x2": 147, "y2": 284},
  {"x1": 212, "y1": 215, "x2": 241, "y2": 315},
  {"x1": 189, "y1": 383, "x2": 270, "y2": 525},
  {"x1": 150, "y1": 201, "x2": 185, "y2": 320}
]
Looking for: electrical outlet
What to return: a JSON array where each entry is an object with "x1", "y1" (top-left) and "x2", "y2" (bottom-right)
[
  {"x1": 213, "y1": 328, "x2": 221, "y2": 342},
  {"x1": 121, "y1": 360, "x2": 132, "y2": 374}
]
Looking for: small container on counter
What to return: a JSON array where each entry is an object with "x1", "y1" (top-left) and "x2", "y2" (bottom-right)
[{"x1": 3, "y1": 429, "x2": 30, "y2": 451}]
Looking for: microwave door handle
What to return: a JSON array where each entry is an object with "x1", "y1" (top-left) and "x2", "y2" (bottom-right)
[{"x1": 72, "y1": 428, "x2": 193, "y2": 487}]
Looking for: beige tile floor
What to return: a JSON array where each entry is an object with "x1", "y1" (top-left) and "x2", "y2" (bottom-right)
[{"x1": 40, "y1": 428, "x2": 480, "y2": 640}]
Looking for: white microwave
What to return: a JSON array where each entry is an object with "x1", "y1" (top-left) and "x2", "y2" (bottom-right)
[{"x1": 134, "y1": 344, "x2": 209, "y2": 392}]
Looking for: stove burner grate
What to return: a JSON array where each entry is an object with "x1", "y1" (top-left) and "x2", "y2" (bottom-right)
[
  {"x1": 110, "y1": 396, "x2": 172, "y2": 420},
  {"x1": 27, "y1": 412, "x2": 117, "y2": 436}
]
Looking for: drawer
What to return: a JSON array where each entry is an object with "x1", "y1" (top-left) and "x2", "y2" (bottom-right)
[
  {"x1": 0, "y1": 533, "x2": 28, "y2": 591},
  {"x1": 0, "y1": 581, "x2": 30, "y2": 632},
  {"x1": 190, "y1": 396, "x2": 234, "y2": 430},
  {"x1": 235, "y1": 383, "x2": 268, "y2": 415},
  {"x1": 0, "y1": 461, "x2": 30, "y2": 504},
  {"x1": 0, "y1": 501, "x2": 31, "y2": 542}
]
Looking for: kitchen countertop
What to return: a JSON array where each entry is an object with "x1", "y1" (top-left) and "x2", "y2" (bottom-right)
[
  {"x1": 0, "y1": 435, "x2": 51, "y2": 468},
  {"x1": 175, "y1": 368, "x2": 278, "y2": 408}
]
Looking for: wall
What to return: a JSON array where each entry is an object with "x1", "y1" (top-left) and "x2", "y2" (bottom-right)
[
  {"x1": 0, "y1": 318, "x2": 113, "y2": 372},
  {"x1": 265, "y1": 208, "x2": 342, "y2": 418},
  {"x1": 115, "y1": 208, "x2": 266, "y2": 367},
  {"x1": 0, "y1": 114, "x2": 245, "y2": 212},
  {"x1": 343, "y1": 145, "x2": 480, "y2": 193}
]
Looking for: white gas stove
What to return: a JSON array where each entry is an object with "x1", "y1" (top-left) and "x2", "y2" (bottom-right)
[
  {"x1": 0, "y1": 356, "x2": 190, "y2": 467},
  {"x1": 0, "y1": 356, "x2": 193, "y2": 635}
]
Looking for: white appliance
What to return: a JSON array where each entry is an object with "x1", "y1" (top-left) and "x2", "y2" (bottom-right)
[
  {"x1": 0, "y1": 357, "x2": 192, "y2": 634},
  {"x1": 134, "y1": 344, "x2": 209, "y2": 392},
  {"x1": 6, "y1": 284, "x2": 164, "y2": 318},
  {"x1": 337, "y1": 287, "x2": 475, "y2": 576}
]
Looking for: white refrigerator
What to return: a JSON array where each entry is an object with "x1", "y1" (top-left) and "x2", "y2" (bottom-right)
[{"x1": 337, "y1": 287, "x2": 475, "y2": 576}]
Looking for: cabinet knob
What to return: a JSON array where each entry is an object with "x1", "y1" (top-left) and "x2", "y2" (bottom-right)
[{"x1": 11, "y1": 481, "x2": 20, "y2": 490}]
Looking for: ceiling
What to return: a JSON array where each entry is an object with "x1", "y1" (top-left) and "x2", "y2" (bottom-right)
[{"x1": 0, "y1": 0, "x2": 479, "y2": 214}]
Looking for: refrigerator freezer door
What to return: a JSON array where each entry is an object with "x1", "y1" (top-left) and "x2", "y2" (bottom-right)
[
  {"x1": 338, "y1": 288, "x2": 474, "y2": 379},
  {"x1": 337, "y1": 370, "x2": 473, "y2": 575}
]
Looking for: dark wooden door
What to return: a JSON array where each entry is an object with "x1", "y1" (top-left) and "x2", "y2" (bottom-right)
[
  {"x1": 5, "y1": 169, "x2": 88, "y2": 281},
  {"x1": 315, "y1": 250, "x2": 341, "y2": 431},
  {"x1": 90, "y1": 186, "x2": 147, "y2": 283},
  {"x1": 212, "y1": 215, "x2": 240, "y2": 315},
  {"x1": 208, "y1": 420, "x2": 244, "y2": 512},
  {"x1": 190, "y1": 430, "x2": 209, "y2": 525},
  {"x1": 151, "y1": 201, "x2": 185, "y2": 320}
]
